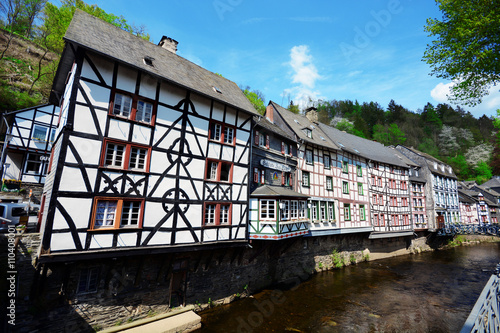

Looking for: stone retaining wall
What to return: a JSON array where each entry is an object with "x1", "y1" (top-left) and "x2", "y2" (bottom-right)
[{"x1": 9, "y1": 232, "x2": 496, "y2": 332}]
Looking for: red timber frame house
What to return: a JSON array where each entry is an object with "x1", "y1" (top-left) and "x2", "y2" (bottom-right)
[
  {"x1": 266, "y1": 102, "x2": 373, "y2": 236},
  {"x1": 318, "y1": 123, "x2": 415, "y2": 239},
  {"x1": 38, "y1": 10, "x2": 259, "y2": 265}
]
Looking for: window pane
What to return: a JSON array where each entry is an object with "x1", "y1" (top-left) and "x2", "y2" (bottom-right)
[
  {"x1": 205, "y1": 204, "x2": 216, "y2": 224},
  {"x1": 33, "y1": 126, "x2": 48, "y2": 141},
  {"x1": 113, "y1": 93, "x2": 132, "y2": 117},
  {"x1": 136, "y1": 100, "x2": 153, "y2": 123},
  {"x1": 224, "y1": 127, "x2": 234, "y2": 144},
  {"x1": 220, "y1": 163, "x2": 231, "y2": 181},
  {"x1": 95, "y1": 201, "x2": 117, "y2": 227},
  {"x1": 220, "y1": 205, "x2": 230, "y2": 224},
  {"x1": 129, "y1": 147, "x2": 147, "y2": 170},
  {"x1": 105, "y1": 143, "x2": 125, "y2": 167},
  {"x1": 121, "y1": 201, "x2": 141, "y2": 226}
]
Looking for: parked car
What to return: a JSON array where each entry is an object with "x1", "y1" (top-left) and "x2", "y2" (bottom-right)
[{"x1": 0, "y1": 203, "x2": 40, "y2": 233}]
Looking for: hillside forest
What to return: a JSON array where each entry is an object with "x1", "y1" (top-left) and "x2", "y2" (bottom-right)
[{"x1": 1, "y1": 0, "x2": 499, "y2": 184}]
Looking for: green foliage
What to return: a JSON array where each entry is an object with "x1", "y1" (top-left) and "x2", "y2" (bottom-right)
[
  {"x1": 242, "y1": 88, "x2": 265, "y2": 115},
  {"x1": 423, "y1": 0, "x2": 500, "y2": 106},
  {"x1": 0, "y1": 85, "x2": 43, "y2": 110},
  {"x1": 474, "y1": 161, "x2": 493, "y2": 184},
  {"x1": 335, "y1": 119, "x2": 366, "y2": 138},
  {"x1": 349, "y1": 254, "x2": 356, "y2": 265},
  {"x1": 417, "y1": 137, "x2": 440, "y2": 159},
  {"x1": 42, "y1": 0, "x2": 150, "y2": 52},
  {"x1": 372, "y1": 123, "x2": 406, "y2": 146},
  {"x1": 331, "y1": 249, "x2": 344, "y2": 269},
  {"x1": 287, "y1": 100, "x2": 300, "y2": 114},
  {"x1": 447, "y1": 154, "x2": 471, "y2": 180}
]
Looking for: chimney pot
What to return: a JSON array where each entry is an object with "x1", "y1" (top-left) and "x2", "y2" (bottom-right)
[{"x1": 159, "y1": 36, "x2": 178, "y2": 54}]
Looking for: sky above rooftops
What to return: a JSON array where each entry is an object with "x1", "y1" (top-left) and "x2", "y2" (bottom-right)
[{"x1": 59, "y1": 0, "x2": 500, "y2": 118}]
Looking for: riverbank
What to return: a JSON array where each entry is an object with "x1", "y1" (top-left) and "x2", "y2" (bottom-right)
[{"x1": 196, "y1": 242, "x2": 500, "y2": 333}]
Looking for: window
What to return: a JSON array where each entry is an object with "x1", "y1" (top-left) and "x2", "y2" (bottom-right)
[
  {"x1": 371, "y1": 175, "x2": 376, "y2": 186},
  {"x1": 392, "y1": 215, "x2": 398, "y2": 226},
  {"x1": 344, "y1": 204, "x2": 351, "y2": 221},
  {"x1": 357, "y1": 165, "x2": 362, "y2": 177},
  {"x1": 320, "y1": 202, "x2": 326, "y2": 220},
  {"x1": 282, "y1": 142, "x2": 290, "y2": 155},
  {"x1": 281, "y1": 200, "x2": 290, "y2": 221},
  {"x1": 260, "y1": 170, "x2": 265, "y2": 184},
  {"x1": 253, "y1": 168, "x2": 259, "y2": 183},
  {"x1": 342, "y1": 181, "x2": 349, "y2": 194},
  {"x1": 209, "y1": 122, "x2": 236, "y2": 145},
  {"x1": 205, "y1": 160, "x2": 232, "y2": 182},
  {"x1": 378, "y1": 177, "x2": 382, "y2": 187},
  {"x1": 305, "y1": 149, "x2": 313, "y2": 164},
  {"x1": 291, "y1": 201, "x2": 298, "y2": 219},
  {"x1": 299, "y1": 201, "x2": 306, "y2": 219},
  {"x1": 328, "y1": 202, "x2": 335, "y2": 220},
  {"x1": 402, "y1": 197, "x2": 408, "y2": 206},
  {"x1": 311, "y1": 201, "x2": 318, "y2": 221},
  {"x1": 304, "y1": 128, "x2": 312, "y2": 138},
  {"x1": 360, "y1": 205, "x2": 366, "y2": 220},
  {"x1": 373, "y1": 194, "x2": 378, "y2": 205},
  {"x1": 302, "y1": 171, "x2": 310, "y2": 187},
  {"x1": 91, "y1": 198, "x2": 144, "y2": 229},
  {"x1": 77, "y1": 267, "x2": 99, "y2": 294},
  {"x1": 324, "y1": 154, "x2": 330, "y2": 169},
  {"x1": 358, "y1": 183, "x2": 363, "y2": 195},
  {"x1": 342, "y1": 161, "x2": 348, "y2": 173},
  {"x1": 260, "y1": 200, "x2": 276, "y2": 220},
  {"x1": 256, "y1": 132, "x2": 269, "y2": 148},
  {"x1": 401, "y1": 181, "x2": 407, "y2": 190},
  {"x1": 326, "y1": 177, "x2": 333, "y2": 191},
  {"x1": 25, "y1": 153, "x2": 46, "y2": 175},
  {"x1": 32, "y1": 125, "x2": 49, "y2": 141},
  {"x1": 282, "y1": 172, "x2": 291, "y2": 186},
  {"x1": 204, "y1": 203, "x2": 231, "y2": 225},
  {"x1": 111, "y1": 92, "x2": 154, "y2": 124},
  {"x1": 102, "y1": 140, "x2": 150, "y2": 172}
]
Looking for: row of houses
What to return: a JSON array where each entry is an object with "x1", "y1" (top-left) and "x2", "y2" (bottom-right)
[{"x1": 1, "y1": 10, "x2": 499, "y2": 259}]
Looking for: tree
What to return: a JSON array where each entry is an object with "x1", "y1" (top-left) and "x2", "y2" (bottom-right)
[
  {"x1": 287, "y1": 100, "x2": 299, "y2": 114},
  {"x1": 335, "y1": 119, "x2": 365, "y2": 138},
  {"x1": 474, "y1": 161, "x2": 493, "y2": 184},
  {"x1": 491, "y1": 109, "x2": 500, "y2": 175},
  {"x1": 42, "y1": 0, "x2": 150, "y2": 52},
  {"x1": 423, "y1": 0, "x2": 500, "y2": 106},
  {"x1": 241, "y1": 87, "x2": 265, "y2": 115}
]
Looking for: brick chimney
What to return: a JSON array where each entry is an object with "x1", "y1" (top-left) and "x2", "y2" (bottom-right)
[
  {"x1": 265, "y1": 104, "x2": 274, "y2": 123},
  {"x1": 158, "y1": 36, "x2": 178, "y2": 54},
  {"x1": 305, "y1": 107, "x2": 318, "y2": 123}
]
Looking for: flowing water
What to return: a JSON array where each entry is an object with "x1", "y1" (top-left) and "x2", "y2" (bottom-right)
[{"x1": 197, "y1": 242, "x2": 500, "y2": 332}]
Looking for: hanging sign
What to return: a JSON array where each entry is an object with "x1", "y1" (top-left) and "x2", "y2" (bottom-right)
[{"x1": 260, "y1": 159, "x2": 292, "y2": 172}]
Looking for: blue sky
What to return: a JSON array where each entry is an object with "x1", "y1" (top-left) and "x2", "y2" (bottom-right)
[{"x1": 64, "y1": 0, "x2": 499, "y2": 118}]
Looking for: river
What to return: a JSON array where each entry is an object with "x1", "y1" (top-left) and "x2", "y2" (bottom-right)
[{"x1": 197, "y1": 242, "x2": 500, "y2": 332}]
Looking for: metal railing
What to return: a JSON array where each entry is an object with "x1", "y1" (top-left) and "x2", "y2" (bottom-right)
[
  {"x1": 437, "y1": 224, "x2": 500, "y2": 237},
  {"x1": 461, "y1": 264, "x2": 500, "y2": 333}
]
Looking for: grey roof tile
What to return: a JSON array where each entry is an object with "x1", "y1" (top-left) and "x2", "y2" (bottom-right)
[{"x1": 60, "y1": 10, "x2": 258, "y2": 116}]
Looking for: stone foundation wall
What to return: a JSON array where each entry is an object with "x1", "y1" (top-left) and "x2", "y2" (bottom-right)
[{"x1": 10, "y1": 232, "x2": 494, "y2": 332}]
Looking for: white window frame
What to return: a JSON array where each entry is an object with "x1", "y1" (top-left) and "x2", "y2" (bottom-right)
[{"x1": 260, "y1": 200, "x2": 276, "y2": 220}]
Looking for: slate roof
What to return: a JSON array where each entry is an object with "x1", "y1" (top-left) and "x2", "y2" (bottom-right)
[
  {"x1": 251, "y1": 185, "x2": 309, "y2": 198},
  {"x1": 268, "y1": 101, "x2": 339, "y2": 150},
  {"x1": 396, "y1": 145, "x2": 457, "y2": 179},
  {"x1": 51, "y1": 10, "x2": 258, "y2": 116},
  {"x1": 254, "y1": 116, "x2": 295, "y2": 142},
  {"x1": 481, "y1": 177, "x2": 500, "y2": 189},
  {"x1": 317, "y1": 123, "x2": 416, "y2": 169},
  {"x1": 458, "y1": 189, "x2": 476, "y2": 204}
]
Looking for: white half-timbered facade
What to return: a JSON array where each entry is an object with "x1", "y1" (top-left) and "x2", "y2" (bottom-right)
[
  {"x1": 39, "y1": 10, "x2": 258, "y2": 257},
  {"x1": 2, "y1": 104, "x2": 59, "y2": 185},
  {"x1": 266, "y1": 102, "x2": 372, "y2": 236},
  {"x1": 396, "y1": 145, "x2": 460, "y2": 229}
]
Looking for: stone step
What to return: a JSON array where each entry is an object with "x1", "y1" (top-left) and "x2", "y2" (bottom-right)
[{"x1": 100, "y1": 306, "x2": 201, "y2": 333}]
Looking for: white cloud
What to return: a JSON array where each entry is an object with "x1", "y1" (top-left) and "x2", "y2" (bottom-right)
[
  {"x1": 286, "y1": 45, "x2": 323, "y2": 110},
  {"x1": 289, "y1": 45, "x2": 321, "y2": 88},
  {"x1": 431, "y1": 82, "x2": 500, "y2": 117}
]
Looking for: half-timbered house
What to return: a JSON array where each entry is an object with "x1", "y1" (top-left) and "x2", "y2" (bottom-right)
[
  {"x1": 39, "y1": 10, "x2": 259, "y2": 258},
  {"x1": 249, "y1": 116, "x2": 309, "y2": 240},
  {"x1": 1, "y1": 104, "x2": 59, "y2": 187},
  {"x1": 408, "y1": 165, "x2": 428, "y2": 230},
  {"x1": 266, "y1": 102, "x2": 372, "y2": 236},
  {"x1": 458, "y1": 189, "x2": 479, "y2": 224},
  {"x1": 319, "y1": 124, "x2": 414, "y2": 238},
  {"x1": 396, "y1": 145, "x2": 460, "y2": 229}
]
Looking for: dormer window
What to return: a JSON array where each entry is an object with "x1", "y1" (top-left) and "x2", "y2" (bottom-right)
[
  {"x1": 303, "y1": 128, "x2": 312, "y2": 138},
  {"x1": 143, "y1": 56, "x2": 154, "y2": 67}
]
